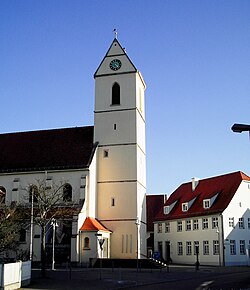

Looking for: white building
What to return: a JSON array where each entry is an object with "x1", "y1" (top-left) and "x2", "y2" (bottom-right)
[
  {"x1": 0, "y1": 37, "x2": 147, "y2": 265},
  {"x1": 154, "y1": 171, "x2": 250, "y2": 266}
]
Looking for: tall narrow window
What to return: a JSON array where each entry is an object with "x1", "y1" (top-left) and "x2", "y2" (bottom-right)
[
  {"x1": 186, "y1": 241, "x2": 192, "y2": 255},
  {"x1": 84, "y1": 237, "x2": 90, "y2": 249},
  {"x1": 112, "y1": 82, "x2": 120, "y2": 105},
  {"x1": 29, "y1": 185, "x2": 38, "y2": 203},
  {"x1": 19, "y1": 229, "x2": 26, "y2": 242},
  {"x1": 239, "y1": 217, "x2": 245, "y2": 229},
  {"x1": 230, "y1": 240, "x2": 236, "y2": 255},
  {"x1": 63, "y1": 183, "x2": 72, "y2": 202},
  {"x1": 240, "y1": 240, "x2": 246, "y2": 255},
  {"x1": 0, "y1": 186, "x2": 6, "y2": 204},
  {"x1": 213, "y1": 240, "x2": 219, "y2": 255},
  {"x1": 158, "y1": 223, "x2": 162, "y2": 233},
  {"x1": 203, "y1": 241, "x2": 209, "y2": 255},
  {"x1": 177, "y1": 242, "x2": 183, "y2": 255}
]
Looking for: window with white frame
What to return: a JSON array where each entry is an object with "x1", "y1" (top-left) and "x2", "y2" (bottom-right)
[
  {"x1": 240, "y1": 240, "x2": 246, "y2": 255},
  {"x1": 193, "y1": 219, "x2": 199, "y2": 230},
  {"x1": 163, "y1": 206, "x2": 170, "y2": 214},
  {"x1": 177, "y1": 242, "x2": 183, "y2": 255},
  {"x1": 229, "y1": 217, "x2": 234, "y2": 227},
  {"x1": 186, "y1": 241, "x2": 192, "y2": 255},
  {"x1": 239, "y1": 217, "x2": 245, "y2": 229},
  {"x1": 248, "y1": 218, "x2": 250, "y2": 229},
  {"x1": 212, "y1": 217, "x2": 219, "y2": 229},
  {"x1": 213, "y1": 240, "x2": 219, "y2": 255},
  {"x1": 230, "y1": 240, "x2": 236, "y2": 255},
  {"x1": 158, "y1": 223, "x2": 162, "y2": 233},
  {"x1": 202, "y1": 218, "x2": 209, "y2": 229},
  {"x1": 182, "y1": 203, "x2": 188, "y2": 212},
  {"x1": 177, "y1": 221, "x2": 182, "y2": 232},
  {"x1": 186, "y1": 220, "x2": 191, "y2": 231},
  {"x1": 165, "y1": 222, "x2": 170, "y2": 233},
  {"x1": 203, "y1": 199, "x2": 210, "y2": 209},
  {"x1": 203, "y1": 240, "x2": 209, "y2": 255}
]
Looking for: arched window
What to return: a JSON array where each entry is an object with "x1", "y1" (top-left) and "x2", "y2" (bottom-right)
[
  {"x1": 112, "y1": 82, "x2": 120, "y2": 105},
  {"x1": 29, "y1": 185, "x2": 38, "y2": 203},
  {"x1": 63, "y1": 183, "x2": 72, "y2": 202},
  {"x1": 19, "y1": 228, "x2": 26, "y2": 242},
  {"x1": 0, "y1": 186, "x2": 6, "y2": 204},
  {"x1": 84, "y1": 237, "x2": 90, "y2": 249}
]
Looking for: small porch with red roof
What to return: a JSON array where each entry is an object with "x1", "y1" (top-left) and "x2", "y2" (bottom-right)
[{"x1": 79, "y1": 217, "x2": 111, "y2": 265}]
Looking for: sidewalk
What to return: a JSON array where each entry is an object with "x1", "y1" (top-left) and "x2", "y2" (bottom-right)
[{"x1": 21, "y1": 265, "x2": 250, "y2": 290}]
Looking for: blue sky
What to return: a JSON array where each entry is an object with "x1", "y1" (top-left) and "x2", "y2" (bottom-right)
[{"x1": 1, "y1": 0, "x2": 250, "y2": 195}]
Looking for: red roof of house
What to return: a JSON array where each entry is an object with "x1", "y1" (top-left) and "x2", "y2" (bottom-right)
[
  {"x1": 146, "y1": 194, "x2": 166, "y2": 231},
  {"x1": 155, "y1": 171, "x2": 250, "y2": 221},
  {"x1": 80, "y1": 217, "x2": 111, "y2": 232},
  {"x1": 0, "y1": 126, "x2": 96, "y2": 173}
]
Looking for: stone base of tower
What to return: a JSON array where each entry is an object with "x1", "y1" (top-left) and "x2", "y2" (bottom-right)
[{"x1": 100, "y1": 220, "x2": 147, "y2": 259}]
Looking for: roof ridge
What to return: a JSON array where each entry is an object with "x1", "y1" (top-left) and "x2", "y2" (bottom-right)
[{"x1": 0, "y1": 125, "x2": 94, "y2": 136}]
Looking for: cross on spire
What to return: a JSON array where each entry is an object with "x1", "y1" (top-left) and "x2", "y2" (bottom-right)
[{"x1": 113, "y1": 28, "x2": 118, "y2": 39}]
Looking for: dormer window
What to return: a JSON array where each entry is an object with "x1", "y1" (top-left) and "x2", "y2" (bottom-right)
[
  {"x1": 164, "y1": 200, "x2": 177, "y2": 215},
  {"x1": 203, "y1": 199, "x2": 210, "y2": 209},
  {"x1": 182, "y1": 203, "x2": 188, "y2": 212},
  {"x1": 182, "y1": 197, "x2": 196, "y2": 212},
  {"x1": 203, "y1": 192, "x2": 219, "y2": 209}
]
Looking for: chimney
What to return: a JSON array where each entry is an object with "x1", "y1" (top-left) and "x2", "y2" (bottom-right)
[{"x1": 191, "y1": 177, "x2": 199, "y2": 192}]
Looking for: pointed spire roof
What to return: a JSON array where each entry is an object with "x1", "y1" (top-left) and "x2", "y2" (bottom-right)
[
  {"x1": 79, "y1": 217, "x2": 111, "y2": 232},
  {"x1": 94, "y1": 38, "x2": 137, "y2": 78}
]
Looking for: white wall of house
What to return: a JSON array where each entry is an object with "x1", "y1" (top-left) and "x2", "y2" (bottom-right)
[
  {"x1": 154, "y1": 180, "x2": 250, "y2": 266},
  {"x1": 222, "y1": 180, "x2": 250, "y2": 266},
  {"x1": 154, "y1": 214, "x2": 222, "y2": 266}
]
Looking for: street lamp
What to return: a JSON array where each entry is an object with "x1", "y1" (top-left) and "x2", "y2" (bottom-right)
[
  {"x1": 195, "y1": 245, "x2": 199, "y2": 271},
  {"x1": 216, "y1": 227, "x2": 221, "y2": 267},
  {"x1": 29, "y1": 186, "x2": 34, "y2": 261},
  {"x1": 135, "y1": 217, "x2": 140, "y2": 272},
  {"x1": 95, "y1": 233, "x2": 104, "y2": 280},
  {"x1": 51, "y1": 218, "x2": 58, "y2": 271},
  {"x1": 231, "y1": 123, "x2": 250, "y2": 133}
]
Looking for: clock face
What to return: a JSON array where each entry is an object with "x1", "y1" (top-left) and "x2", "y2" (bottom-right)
[{"x1": 109, "y1": 59, "x2": 122, "y2": 71}]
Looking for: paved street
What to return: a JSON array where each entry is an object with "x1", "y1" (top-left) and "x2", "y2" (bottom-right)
[{"x1": 21, "y1": 265, "x2": 250, "y2": 290}]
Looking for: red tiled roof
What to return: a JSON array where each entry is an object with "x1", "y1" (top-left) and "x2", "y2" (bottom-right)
[
  {"x1": 155, "y1": 171, "x2": 250, "y2": 221},
  {"x1": 80, "y1": 217, "x2": 111, "y2": 232},
  {"x1": 146, "y1": 194, "x2": 166, "y2": 232},
  {"x1": 0, "y1": 126, "x2": 96, "y2": 173}
]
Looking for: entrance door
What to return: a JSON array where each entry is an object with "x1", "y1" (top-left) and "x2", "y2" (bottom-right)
[
  {"x1": 158, "y1": 241, "x2": 163, "y2": 260},
  {"x1": 165, "y1": 241, "x2": 171, "y2": 263}
]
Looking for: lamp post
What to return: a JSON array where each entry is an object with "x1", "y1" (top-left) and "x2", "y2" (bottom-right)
[
  {"x1": 216, "y1": 227, "x2": 221, "y2": 267},
  {"x1": 135, "y1": 217, "x2": 140, "y2": 272},
  {"x1": 29, "y1": 186, "x2": 34, "y2": 261},
  {"x1": 51, "y1": 218, "x2": 58, "y2": 271},
  {"x1": 95, "y1": 233, "x2": 104, "y2": 279},
  {"x1": 195, "y1": 245, "x2": 199, "y2": 271}
]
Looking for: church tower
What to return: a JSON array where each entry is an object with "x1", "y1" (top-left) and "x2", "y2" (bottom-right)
[{"x1": 94, "y1": 36, "x2": 147, "y2": 259}]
